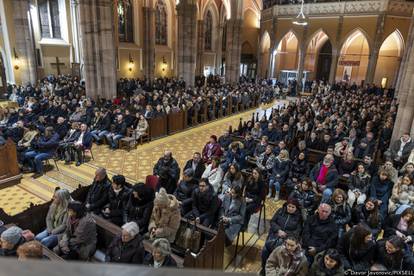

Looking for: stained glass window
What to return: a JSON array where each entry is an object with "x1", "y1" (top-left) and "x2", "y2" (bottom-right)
[
  {"x1": 204, "y1": 11, "x2": 212, "y2": 50},
  {"x1": 155, "y1": 0, "x2": 167, "y2": 45},
  {"x1": 38, "y1": 0, "x2": 61, "y2": 39},
  {"x1": 118, "y1": 0, "x2": 134, "y2": 42}
]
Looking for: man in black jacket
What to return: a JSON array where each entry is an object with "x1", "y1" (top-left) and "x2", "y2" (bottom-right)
[
  {"x1": 105, "y1": 114, "x2": 127, "y2": 149},
  {"x1": 183, "y1": 152, "x2": 205, "y2": 180},
  {"x1": 174, "y1": 169, "x2": 199, "y2": 215},
  {"x1": 85, "y1": 168, "x2": 111, "y2": 214},
  {"x1": 302, "y1": 203, "x2": 338, "y2": 263}
]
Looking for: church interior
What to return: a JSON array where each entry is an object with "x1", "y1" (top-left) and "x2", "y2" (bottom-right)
[{"x1": 0, "y1": 0, "x2": 414, "y2": 274}]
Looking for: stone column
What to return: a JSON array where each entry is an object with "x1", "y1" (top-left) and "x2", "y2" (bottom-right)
[
  {"x1": 365, "y1": 13, "x2": 385, "y2": 84},
  {"x1": 297, "y1": 25, "x2": 308, "y2": 90},
  {"x1": 395, "y1": 14, "x2": 414, "y2": 95},
  {"x1": 215, "y1": 24, "x2": 224, "y2": 75},
  {"x1": 225, "y1": 18, "x2": 243, "y2": 84},
  {"x1": 13, "y1": 0, "x2": 37, "y2": 85},
  {"x1": 391, "y1": 13, "x2": 414, "y2": 141},
  {"x1": 78, "y1": 0, "x2": 117, "y2": 99},
  {"x1": 329, "y1": 16, "x2": 343, "y2": 84},
  {"x1": 176, "y1": 0, "x2": 197, "y2": 87},
  {"x1": 195, "y1": 20, "x2": 204, "y2": 76},
  {"x1": 142, "y1": 6, "x2": 155, "y2": 80}
]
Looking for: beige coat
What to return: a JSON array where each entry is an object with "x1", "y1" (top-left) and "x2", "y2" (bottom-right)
[{"x1": 148, "y1": 194, "x2": 181, "y2": 242}]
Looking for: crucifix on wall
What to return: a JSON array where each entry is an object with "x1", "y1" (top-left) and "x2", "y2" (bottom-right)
[{"x1": 50, "y1": 57, "x2": 65, "y2": 75}]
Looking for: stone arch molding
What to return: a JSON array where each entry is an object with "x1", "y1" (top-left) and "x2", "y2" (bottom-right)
[
  {"x1": 305, "y1": 28, "x2": 335, "y2": 54},
  {"x1": 339, "y1": 27, "x2": 372, "y2": 55}
]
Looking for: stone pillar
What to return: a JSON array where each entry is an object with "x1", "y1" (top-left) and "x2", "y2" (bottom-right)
[
  {"x1": 395, "y1": 14, "x2": 414, "y2": 95},
  {"x1": 215, "y1": 24, "x2": 224, "y2": 76},
  {"x1": 142, "y1": 6, "x2": 155, "y2": 80},
  {"x1": 391, "y1": 13, "x2": 414, "y2": 141},
  {"x1": 13, "y1": 0, "x2": 37, "y2": 85},
  {"x1": 78, "y1": 0, "x2": 117, "y2": 99},
  {"x1": 176, "y1": 0, "x2": 197, "y2": 87},
  {"x1": 329, "y1": 16, "x2": 343, "y2": 85},
  {"x1": 225, "y1": 18, "x2": 243, "y2": 84},
  {"x1": 195, "y1": 20, "x2": 204, "y2": 76},
  {"x1": 365, "y1": 13, "x2": 385, "y2": 84},
  {"x1": 297, "y1": 26, "x2": 308, "y2": 90}
]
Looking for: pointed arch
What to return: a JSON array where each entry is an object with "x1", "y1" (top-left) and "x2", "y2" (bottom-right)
[
  {"x1": 339, "y1": 28, "x2": 372, "y2": 54},
  {"x1": 373, "y1": 29, "x2": 405, "y2": 87},
  {"x1": 271, "y1": 30, "x2": 300, "y2": 79},
  {"x1": 305, "y1": 29, "x2": 332, "y2": 80},
  {"x1": 305, "y1": 29, "x2": 333, "y2": 53},
  {"x1": 260, "y1": 31, "x2": 271, "y2": 54},
  {"x1": 204, "y1": 11, "x2": 213, "y2": 51},
  {"x1": 273, "y1": 29, "x2": 300, "y2": 52}
]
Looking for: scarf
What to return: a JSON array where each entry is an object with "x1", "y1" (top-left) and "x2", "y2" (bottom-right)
[
  {"x1": 316, "y1": 164, "x2": 329, "y2": 185},
  {"x1": 398, "y1": 137, "x2": 411, "y2": 157}
]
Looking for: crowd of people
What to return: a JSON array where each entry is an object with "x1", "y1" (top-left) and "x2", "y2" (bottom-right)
[{"x1": 1, "y1": 76, "x2": 414, "y2": 273}]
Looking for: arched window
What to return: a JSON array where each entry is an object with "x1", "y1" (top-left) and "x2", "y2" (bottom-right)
[
  {"x1": 155, "y1": 0, "x2": 167, "y2": 45},
  {"x1": 204, "y1": 11, "x2": 213, "y2": 51},
  {"x1": 38, "y1": 0, "x2": 61, "y2": 38},
  {"x1": 118, "y1": 0, "x2": 134, "y2": 42}
]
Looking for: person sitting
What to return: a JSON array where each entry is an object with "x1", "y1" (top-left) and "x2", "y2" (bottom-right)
[
  {"x1": 133, "y1": 114, "x2": 148, "y2": 140},
  {"x1": 383, "y1": 207, "x2": 414, "y2": 245},
  {"x1": 370, "y1": 168, "x2": 394, "y2": 217},
  {"x1": 374, "y1": 235, "x2": 414, "y2": 270},
  {"x1": 185, "y1": 178, "x2": 218, "y2": 227},
  {"x1": 183, "y1": 152, "x2": 205, "y2": 180},
  {"x1": 352, "y1": 197, "x2": 383, "y2": 239},
  {"x1": 174, "y1": 169, "x2": 199, "y2": 215},
  {"x1": 124, "y1": 184, "x2": 155, "y2": 235},
  {"x1": 220, "y1": 164, "x2": 244, "y2": 199},
  {"x1": 261, "y1": 198, "x2": 303, "y2": 274},
  {"x1": 23, "y1": 126, "x2": 60, "y2": 177},
  {"x1": 309, "y1": 249, "x2": 344, "y2": 276},
  {"x1": 306, "y1": 132, "x2": 320, "y2": 151},
  {"x1": 17, "y1": 240, "x2": 43, "y2": 260},
  {"x1": 57, "y1": 122, "x2": 80, "y2": 162},
  {"x1": 85, "y1": 168, "x2": 111, "y2": 214},
  {"x1": 16, "y1": 123, "x2": 38, "y2": 159},
  {"x1": 337, "y1": 224, "x2": 375, "y2": 271},
  {"x1": 102, "y1": 175, "x2": 131, "y2": 226},
  {"x1": 105, "y1": 114, "x2": 127, "y2": 149},
  {"x1": 309, "y1": 154, "x2": 339, "y2": 202},
  {"x1": 285, "y1": 152, "x2": 309, "y2": 196},
  {"x1": 219, "y1": 185, "x2": 246, "y2": 245},
  {"x1": 105, "y1": 222, "x2": 145, "y2": 264},
  {"x1": 251, "y1": 122, "x2": 262, "y2": 139},
  {"x1": 329, "y1": 188, "x2": 352, "y2": 238},
  {"x1": 269, "y1": 149, "x2": 291, "y2": 201},
  {"x1": 90, "y1": 109, "x2": 112, "y2": 144},
  {"x1": 354, "y1": 132, "x2": 376, "y2": 159},
  {"x1": 388, "y1": 174, "x2": 414, "y2": 214},
  {"x1": 265, "y1": 235, "x2": 308, "y2": 276},
  {"x1": 242, "y1": 132, "x2": 256, "y2": 157},
  {"x1": 144, "y1": 238, "x2": 177, "y2": 268},
  {"x1": 0, "y1": 226, "x2": 25, "y2": 257},
  {"x1": 218, "y1": 130, "x2": 232, "y2": 153},
  {"x1": 389, "y1": 133, "x2": 414, "y2": 168},
  {"x1": 54, "y1": 201, "x2": 97, "y2": 260},
  {"x1": 337, "y1": 150, "x2": 356, "y2": 177},
  {"x1": 202, "y1": 135, "x2": 223, "y2": 163},
  {"x1": 254, "y1": 136, "x2": 269, "y2": 158},
  {"x1": 243, "y1": 168, "x2": 265, "y2": 228},
  {"x1": 256, "y1": 145, "x2": 276, "y2": 178},
  {"x1": 153, "y1": 151, "x2": 180, "y2": 194},
  {"x1": 35, "y1": 189, "x2": 71, "y2": 248},
  {"x1": 221, "y1": 141, "x2": 245, "y2": 172},
  {"x1": 334, "y1": 137, "x2": 353, "y2": 159},
  {"x1": 201, "y1": 157, "x2": 224, "y2": 193},
  {"x1": 302, "y1": 203, "x2": 338, "y2": 262},
  {"x1": 148, "y1": 188, "x2": 181, "y2": 243},
  {"x1": 65, "y1": 123, "x2": 93, "y2": 166},
  {"x1": 347, "y1": 163, "x2": 371, "y2": 208},
  {"x1": 289, "y1": 178, "x2": 318, "y2": 221}
]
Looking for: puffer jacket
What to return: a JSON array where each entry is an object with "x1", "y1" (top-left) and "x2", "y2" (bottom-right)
[
  {"x1": 309, "y1": 251, "x2": 345, "y2": 276},
  {"x1": 348, "y1": 173, "x2": 371, "y2": 194},
  {"x1": 268, "y1": 203, "x2": 303, "y2": 241},
  {"x1": 148, "y1": 194, "x2": 181, "y2": 242},
  {"x1": 105, "y1": 234, "x2": 145, "y2": 264}
]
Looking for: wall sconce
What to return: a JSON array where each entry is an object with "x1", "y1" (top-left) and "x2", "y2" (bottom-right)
[
  {"x1": 128, "y1": 53, "x2": 134, "y2": 72},
  {"x1": 13, "y1": 48, "x2": 20, "y2": 70},
  {"x1": 161, "y1": 56, "x2": 168, "y2": 72}
]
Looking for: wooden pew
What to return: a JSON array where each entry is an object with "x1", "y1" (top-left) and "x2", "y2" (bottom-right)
[
  {"x1": 168, "y1": 110, "x2": 185, "y2": 135},
  {"x1": 149, "y1": 116, "x2": 168, "y2": 140}
]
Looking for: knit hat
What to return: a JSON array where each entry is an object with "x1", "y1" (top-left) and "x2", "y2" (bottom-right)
[
  {"x1": 1, "y1": 226, "x2": 23, "y2": 246},
  {"x1": 155, "y1": 188, "x2": 169, "y2": 206},
  {"x1": 122, "y1": 222, "x2": 140, "y2": 237}
]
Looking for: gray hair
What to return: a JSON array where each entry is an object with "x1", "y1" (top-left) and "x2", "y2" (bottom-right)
[
  {"x1": 54, "y1": 189, "x2": 71, "y2": 209},
  {"x1": 152, "y1": 238, "x2": 171, "y2": 256}
]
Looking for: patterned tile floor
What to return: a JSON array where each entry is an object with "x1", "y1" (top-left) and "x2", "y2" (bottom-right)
[{"x1": 0, "y1": 99, "x2": 289, "y2": 272}]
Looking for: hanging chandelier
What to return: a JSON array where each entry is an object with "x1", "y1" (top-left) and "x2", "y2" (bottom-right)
[{"x1": 292, "y1": 0, "x2": 308, "y2": 26}]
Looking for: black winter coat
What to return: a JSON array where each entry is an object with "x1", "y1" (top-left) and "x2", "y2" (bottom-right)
[
  {"x1": 352, "y1": 204, "x2": 383, "y2": 238},
  {"x1": 106, "y1": 234, "x2": 145, "y2": 264},
  {"x1": 174, "y1": 179, "x2": 198, "y2": 205},
  {"x1": 348, "y1": 173, "x2": 371, "y2": 194},
  {"x1": 337, "y1": 227, "x2": 375, "y2": 270},
  {"x1": 190, "y1": 184, "x2": 218, "y2": 220},
  {"x1": 289, "y1": 158, "x2": 309, "y2": 180},
  {"x1": 268, "y1": 203, "x2": 303, "y2": 241},
  {"x1": 85, "y1": 177, "x2": 111, "y2": 214},
  {"x1": 124, "y1": 186, "x2": 154, "y2": 235},
  {"x1": 374, "y1": 240, "x2": 414, "y2": 270},
  {"x1": 302, "y1": 214, "x2": 338, "y2": 253},
  {"x1": 383, "y1": 214, "x2": 414, "y2": 242},
  {"x1": 329, "y1": 201, "x2": 352, "y2": 229},
  {"x1": 104, "y1": 187, "x2": 131, "y2": 226}
]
